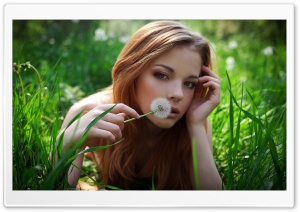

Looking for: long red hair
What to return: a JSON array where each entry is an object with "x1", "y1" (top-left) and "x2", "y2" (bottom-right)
[{"x1": 96, "y1": 21, "x2": 214, "y2": 189}]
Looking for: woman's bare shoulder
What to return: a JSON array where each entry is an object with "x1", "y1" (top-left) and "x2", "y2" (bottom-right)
[
  {"x1": 72, "y1": 87, "x2": 113, "y2": 111},
  {"x1": 61, "y1": 87, "x2": 113, "y2": 130}
]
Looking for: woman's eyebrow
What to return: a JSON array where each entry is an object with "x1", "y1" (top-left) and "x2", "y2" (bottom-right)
[
  {"x1": 154, "y1": 64, "x2": 199, "y2": 79},
  {"x1": 154, "y1": 64, "x2": 174, "y2": 73}
]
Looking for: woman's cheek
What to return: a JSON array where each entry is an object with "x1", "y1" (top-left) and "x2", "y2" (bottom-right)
[
  {"x1": 136, "y1": 77, "x2": 165, "y2": 113},
  {"x1": 182, "y1": 91, "x2": 194, "y2": 110}
]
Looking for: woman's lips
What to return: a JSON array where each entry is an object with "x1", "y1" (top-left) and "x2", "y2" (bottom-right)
[{"x1": 168, "y1": 107, "x2": 180, "y2": 118}]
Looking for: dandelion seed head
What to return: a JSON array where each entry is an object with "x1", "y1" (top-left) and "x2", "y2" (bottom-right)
[
  {"x1": 262, "y1": 46, "x2": 274, "y2": 56},
  {"x1": 226, "y1": 56, "x2": 235, "y2": 71},
  {"x1": 150, "y1": 97, "x2": 171, "y2": 119}
]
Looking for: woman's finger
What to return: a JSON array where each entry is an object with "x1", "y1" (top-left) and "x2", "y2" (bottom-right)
[
  {"x1": 203, "y1": 81, "x2": 221, "y2": 102},
  {"x1": 94, "y1": 120, "x2": 123, "y2": 141},
  {"x1": 90, "y1": 128, "x2": 116, "y2": 142},
  {"x1": 202, "y1": 81, "x2": 220, "y2": 91},
  {"x1": 201, "y1": 66, "x2": 219, "y2": 78},
  {"x1": 199, "y1": 75, "x2": 220, "y2": 84},
  {"x1": 96, "y1": 103, "x2": 140, "y2": 119},
  {"x1": 101, "y1": 113, "x2": 125, "y2": 130}
]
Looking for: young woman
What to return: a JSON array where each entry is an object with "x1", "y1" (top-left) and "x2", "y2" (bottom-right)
[{"x1": 59, "y1": 21, "x2": 222, "y2": 190}]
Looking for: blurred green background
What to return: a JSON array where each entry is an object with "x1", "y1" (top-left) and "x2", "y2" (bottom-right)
[
  {"x1": 13, "y1": 20, "x2": 286, "y2": 190},
  {"x1": 13, "y1": 20, "x2": 286, "y2": 114}
]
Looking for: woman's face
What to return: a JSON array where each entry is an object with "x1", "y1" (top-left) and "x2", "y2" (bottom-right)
[{"x1": 135, "y1": 45, "x2": 202, "y2": 129}]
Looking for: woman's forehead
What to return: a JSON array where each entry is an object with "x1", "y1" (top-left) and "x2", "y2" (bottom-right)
[{"x1": 151, "y1": 46, "x2": 202, "y2": 69}]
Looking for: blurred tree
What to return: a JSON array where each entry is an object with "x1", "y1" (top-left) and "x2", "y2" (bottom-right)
[{"x1": 182, "y1": 20, "x2": 286, "y2": 45}]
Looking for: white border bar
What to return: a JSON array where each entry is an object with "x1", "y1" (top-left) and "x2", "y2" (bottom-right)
[{"x1": 5, "y1": 4, "x2": 293, "y2": 20}]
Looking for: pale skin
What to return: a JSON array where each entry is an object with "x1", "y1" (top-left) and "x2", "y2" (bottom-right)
[{"x1": 59, "y1": 45, "x2": 222, "y2": 189}]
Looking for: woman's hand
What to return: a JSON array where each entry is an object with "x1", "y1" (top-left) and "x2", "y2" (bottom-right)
[
  {"x1": 61, "y1": 103, "x2": 140, "y2": 151},
  {"x1": 186, "y1": 65, "x2": 220, "y2": 125},
  {"x1": 186, "y1": 66, "x2": 222, "y2": 189}
]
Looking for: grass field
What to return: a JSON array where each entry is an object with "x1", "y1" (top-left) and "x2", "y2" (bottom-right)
[{"x1": 12, "y1": 20, "x2": 286, "y2": 190}]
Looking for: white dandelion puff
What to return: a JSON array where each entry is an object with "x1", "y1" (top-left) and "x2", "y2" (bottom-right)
[
  {"x1": 124, "y1": 97, "x2": 171, "y2": 123},
  {"x1": 150, "y1": 97, "x2": 171, "y2": 119}
]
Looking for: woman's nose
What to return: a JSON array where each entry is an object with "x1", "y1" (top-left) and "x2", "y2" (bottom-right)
[{"x1": 167, "y1": 82, "x2": 184, "y2": 102}]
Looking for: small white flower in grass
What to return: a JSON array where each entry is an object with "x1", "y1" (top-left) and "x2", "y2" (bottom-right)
[
  {"x1": 150, "y1": 97, "x2": 171, "y2": 119},
  {"x1": 228, "y1": 40, "x2": 238, "y2": 49},
  {"x1": 262, "y1": 46, "x2": 274, "y2": 56},
  {"x1": 94, "y1": 28, "x2": 107, "y2": 41},
  {"x1": 226, "y1": 56, "x2": 235, "y2": 71}
]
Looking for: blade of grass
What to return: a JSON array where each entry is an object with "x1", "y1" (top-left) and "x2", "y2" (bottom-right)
[
  {"x1": 233, "y1": 84, "x2": 243, "y2": 166},
  {"x1": 245, "y1": 87, "x2": 260, "y2": 153},
  {"x1": 66, "y1": 138, "x2": 124, "y2": 165},
  {"x1": 43, "y1": 104, "x2": 118, "y2": 189},
  {"x1": 192, "y1": 138, "x2": 200, "y2": 189},
  {"x1": 65, "y1": 104, "x2": 118, "y2": 159},
  {"x1": 70, "y1": 163, "x2": 122, "y2": 190},
  {"x1": 226, "y1": 70, "x2": 234, "y2": 189},
  {"x1": 151, "y1": 167, "x2": 156, "y2": 190},
  {"x1": 56, "y1": 110, "x2": 84, "y2": 156},
  {"x1": 228, "y1": 87, "x2": 265, "y2": 129},
  {"x1": 265, "y1": 108, "x2": 285, "y2": 189}
]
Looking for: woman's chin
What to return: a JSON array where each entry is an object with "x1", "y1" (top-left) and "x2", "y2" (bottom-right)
[{"x1": 150, "y1": 118, "x2": 177, "y2": 129}]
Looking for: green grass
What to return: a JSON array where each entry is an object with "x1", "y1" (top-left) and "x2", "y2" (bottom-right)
[
  {"x1": 12, "y1": 20, "x2": 286, "y2": 190},
  {"x1": 13, "y1": 62, "x2": 123, "y2": 190},
  {"x1": 219, "y1": 71, "x2": 286, "y2": 189},
  {"x1": 12, "y1": 61, "x2": 286, "y2": 190}
]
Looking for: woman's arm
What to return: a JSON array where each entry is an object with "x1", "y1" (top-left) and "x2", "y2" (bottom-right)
[
  {"x1": 188, "y1": 120, "x2": 222, "y2": 190},
  {"x1": 186, "y1": 65, "x2": 222, "y2": 190},
  {"x1": 58, "y1": 92, "x2": 106, "y2": 186},
  {"x1": 57, "y1": 90, "x2": 140, "y2": 186},
  {"x1": 59, "y1": 101, "x2": 98, "y2": 187}
]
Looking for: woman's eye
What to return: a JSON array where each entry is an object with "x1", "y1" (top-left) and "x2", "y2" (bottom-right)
[
  {"x1": 184, "y1": 81, "x2": 196, "y2": 88},
  {"x1": 154, "y1": 72, "x2": 168, "y2": 79}
]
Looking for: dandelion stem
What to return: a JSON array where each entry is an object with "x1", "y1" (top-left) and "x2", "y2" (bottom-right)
[
  {"x1": 124, "y1": 111, "x2": 154, "y2": 123},
  {"x1": 124, "y1": 97, "x2": 170, "y2": 123}
]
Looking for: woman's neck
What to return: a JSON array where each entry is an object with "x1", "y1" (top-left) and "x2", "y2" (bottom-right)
[{"x1": 139, "y1": 119, "x2": 166, "y2": 148}]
